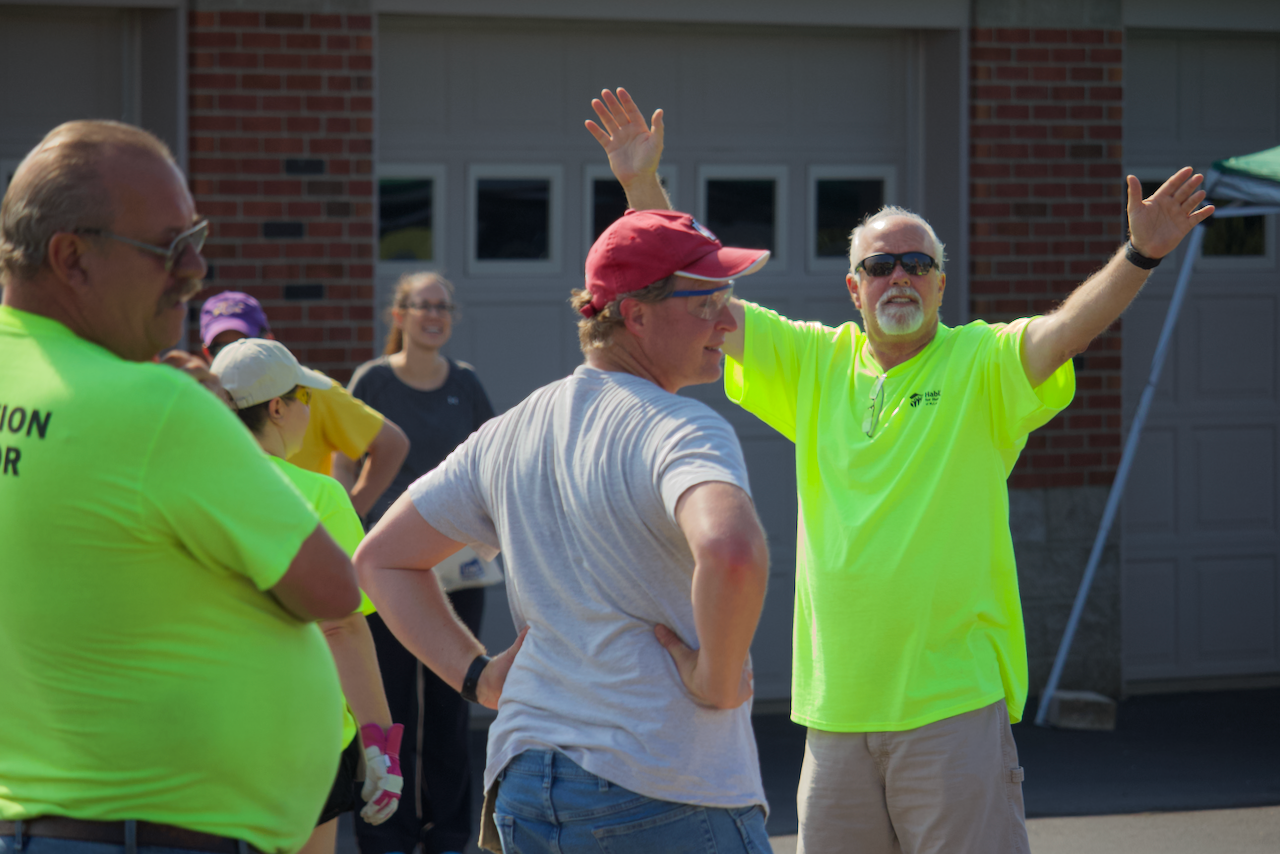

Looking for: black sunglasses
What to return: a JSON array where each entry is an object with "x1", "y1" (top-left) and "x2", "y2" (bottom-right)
[{"x1": 855, "y1": 252, "x2": 937, "y2": 278}]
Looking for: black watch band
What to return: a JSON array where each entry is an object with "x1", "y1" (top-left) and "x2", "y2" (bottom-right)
[
  {"x1": 460, "y1": 654, "x2": 491, "y2": 704},
  {"x1": 1124, "y1": 240, "x2": 1162, "y2": 270}
]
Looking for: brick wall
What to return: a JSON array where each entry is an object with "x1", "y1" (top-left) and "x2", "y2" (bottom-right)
[
  {"x1": 969, "y1": 28, "x2": 1125, "y2": 489},
  {"x1": 187, "y1": 10, "x2": 376, "y2": 382}
]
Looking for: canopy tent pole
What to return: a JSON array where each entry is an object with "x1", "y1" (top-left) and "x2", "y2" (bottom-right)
[
  {"x1": 1034, "y1": 203, "x2": 1280, "y2": 726},
  {"x1": 1034, "y1": 224, "x2": 1205, "y2": 727}
]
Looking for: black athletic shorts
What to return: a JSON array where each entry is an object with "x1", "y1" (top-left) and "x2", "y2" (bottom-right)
[{"x1": 318, "y1": 734, "x2": 362, "y2": 825}]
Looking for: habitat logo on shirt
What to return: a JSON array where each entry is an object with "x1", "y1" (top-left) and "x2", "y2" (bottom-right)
[{"x1": 909, "y1": 390, "x2": 942, "y2": 408}]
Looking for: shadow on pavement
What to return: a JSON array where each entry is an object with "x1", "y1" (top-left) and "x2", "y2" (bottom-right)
[{"x1": 337, "y1": 687, "x2": 1280, "y2": 849}]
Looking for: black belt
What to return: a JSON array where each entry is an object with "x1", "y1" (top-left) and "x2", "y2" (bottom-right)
[{"x1": 0, "y1": 818, "x2": 264, "y2": 854}]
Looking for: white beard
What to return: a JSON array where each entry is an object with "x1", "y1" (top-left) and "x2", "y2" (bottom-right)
[{"x1": 875, "y1": 288, "x2": 925, "y2": 335}]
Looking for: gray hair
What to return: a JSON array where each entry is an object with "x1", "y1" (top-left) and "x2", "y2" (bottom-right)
[
  {"x1": 848, "y1": 206, "x2": 947, "y2": 277},
  {"x1": 0, "y1": 120, "x2": 174, "y2": 281},
  {"x1": 570, "y1": 274, "x2": 680, "y2": 353}
]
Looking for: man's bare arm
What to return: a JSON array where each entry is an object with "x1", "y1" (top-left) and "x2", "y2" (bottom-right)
[
  {"x1": 1021, "y1": 168, "x2": 1214, "y2": 387},
  {"x1": 348, "y1": 418, "x2": 410, "y2": 517},
  {"x1": 658, "y1": 481, "x2": 769, "y2": 710},
  {"x1": 354, "y1": 493, "x2": 525, "y2": 708},
  {"x1": 271, "y1": 525, "x2": 362, "y2": 620},
  {"x1": 586, "y1": 88, "x2": 672, "y2": 212}
]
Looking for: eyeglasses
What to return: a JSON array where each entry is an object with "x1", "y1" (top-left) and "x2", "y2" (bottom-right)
[
  {"x1": 405, "y1": 301, "x2": 457, "y2": 316},
  {"x1": 75, "y1": 220, "x2": 209, "y2": 272},
  {"x1": 282, "y1": 386, "x2": 311, "y2": 406},
  {"x1": 668, "y1": 282, "x2": 734, "y2": 321},
  {"x1": 862, "y1": 373, "x2": 887, "y2": 438},
  {"x1": 855, "y1": 252, "x2": 937, "y2": 278}
]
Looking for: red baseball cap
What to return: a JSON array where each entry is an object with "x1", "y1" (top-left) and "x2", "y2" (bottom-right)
[{"x1": 580, "y1": 210, "x2": 770, "y2": 318}]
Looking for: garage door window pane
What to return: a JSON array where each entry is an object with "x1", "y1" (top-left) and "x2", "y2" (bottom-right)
[
  {"x1": 705, "y1": 179, "x2": 776, "y2": 252},
  {"x1": 380, "y1": 178, "x2": 434, "y2": 262},
  {"x1": 816, "y1": 179, "x2": 883, "y2": 257},
  {"x1": 1140, "y1": 181, "x2": 1265, "y2": 258},
  {"x1": 1202, "y1": 213, "x2": 1266, "y2": 256},
  {"x1": 592, "y1": 179, "x2": 629, "y2": 241},
  {"x1": 477, "y1": 178, "x2": 550, "y2": 260}
]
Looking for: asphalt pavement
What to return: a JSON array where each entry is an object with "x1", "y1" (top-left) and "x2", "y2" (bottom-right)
[{"x1": 338, "y1": 686, "x2": 1280, "y2": 853}]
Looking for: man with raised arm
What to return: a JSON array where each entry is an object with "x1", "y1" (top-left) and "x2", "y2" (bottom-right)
[
  {"x1": 356, "y1": 205, "x2": 774, "y2": 854},
  {"x1": 588, "y1": 87, "x2": 1213, "y2": 854},
  {"x1": 0, "y1": 120, "x2": 359, "y2": 854}
]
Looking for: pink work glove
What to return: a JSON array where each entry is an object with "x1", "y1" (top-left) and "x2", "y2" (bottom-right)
[{"x1": 359, "y1": 723, "x2": 404, "y2": 825}]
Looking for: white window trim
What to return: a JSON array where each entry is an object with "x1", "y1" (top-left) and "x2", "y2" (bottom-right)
[
  {"x1": 807, "y1": 164, "x2": 898, "y2": 274},
  {"x1": 467, "y1": 164, "x2": 563, "y2": 276},
  {"x1": 1130, "y1": 166, "x2": 1274, "y2": 273},
  {"x1": 696, "y1": 164, "x2": 788, "y2": 274},
  {"x1": 377, "y1": 163, "x2": 447, "y2": 273},
  {"x1": 582, "y1": 163, "x2": 679, "y2": 255}
]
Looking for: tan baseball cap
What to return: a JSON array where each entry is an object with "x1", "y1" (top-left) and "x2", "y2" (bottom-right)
[{"x1": 210, "y1": 338, "x2": 332, "y2": 409}]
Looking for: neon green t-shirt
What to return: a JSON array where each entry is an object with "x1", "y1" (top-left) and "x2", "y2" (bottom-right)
[
  {"x1": 726, "y1": 302, "x2": 1074, "y2": 730},
  {"x1": 268, "y1": 456, "x2": 376, "y2": 749},
  {"x1": 0, "y1": 306, "x2": 344, "y2": 854}
]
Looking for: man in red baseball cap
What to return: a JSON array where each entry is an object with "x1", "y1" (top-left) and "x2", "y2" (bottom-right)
[
  {"x1": 571, "y1": 207, "x2": 768, "y2": 392},
  {"x1": 355, "y1": 188, "x2": 776, "y2": 851}
]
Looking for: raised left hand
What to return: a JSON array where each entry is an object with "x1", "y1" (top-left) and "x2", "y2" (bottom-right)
[
  {"x1": 585, "y1": 88, "x2": 664, "y2": 190},
  {"x1": 1126, "y1": 168, "x2": 1215, "y2": 259}
]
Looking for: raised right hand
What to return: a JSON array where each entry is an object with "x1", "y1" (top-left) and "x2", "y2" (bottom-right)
[{"x1": 585, "y1": 87, "x2": 664, "y2": 189}]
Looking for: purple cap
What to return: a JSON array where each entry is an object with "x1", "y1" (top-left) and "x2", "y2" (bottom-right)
[{"x1": 200, "y1": 291, "x2": 270, "y2": 348}]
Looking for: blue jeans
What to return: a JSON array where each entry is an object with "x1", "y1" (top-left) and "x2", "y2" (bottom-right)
[
  {"x1": 0, "y1": 839, "x2": 211, "y2": 854},
  {"x1": 493, "y1": 750, "x2": 772, "y2": 854}
]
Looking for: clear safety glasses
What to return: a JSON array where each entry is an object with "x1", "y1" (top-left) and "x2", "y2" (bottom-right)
[
  {"x1": 668, "y1": 282, "x2": 734, "y2": 321},
  {"x1": 75, "y1": 220, "x2": 210, "y2": 272}
]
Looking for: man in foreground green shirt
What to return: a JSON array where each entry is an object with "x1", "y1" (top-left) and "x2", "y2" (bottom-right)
[
  {"x1": 0, "y1": 120, "x2": 359, "y2": 854},
  {"x1": 587, "y1": 88, "x2": 1214, "y2": 854}
]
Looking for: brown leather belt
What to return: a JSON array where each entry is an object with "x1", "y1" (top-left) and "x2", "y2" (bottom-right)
[{"x1": 0, "y1": 818, "x2": 264, "y2": 854}]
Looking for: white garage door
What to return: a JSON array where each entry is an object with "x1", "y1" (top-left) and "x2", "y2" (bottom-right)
[
  {"x1": 1122, "y1": 30, "x2": 1280, "y2": 688},
  {"x1": 378, "y1": 15, "x2": 935, "y2": 699}
]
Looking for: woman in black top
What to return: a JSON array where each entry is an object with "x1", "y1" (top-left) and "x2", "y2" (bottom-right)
[{"x1": 347, "y1": 272, "x2": 495, "y2": 854}]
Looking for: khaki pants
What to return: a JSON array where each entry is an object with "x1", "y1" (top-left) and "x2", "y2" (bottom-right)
[{"x1": 797, "y1": 700, "x2": 1030, "y2": 854}]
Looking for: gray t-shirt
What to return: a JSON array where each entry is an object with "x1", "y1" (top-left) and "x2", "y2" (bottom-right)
[{"x1": 409, "y1": 365, "x2": 767, "y2": 810}]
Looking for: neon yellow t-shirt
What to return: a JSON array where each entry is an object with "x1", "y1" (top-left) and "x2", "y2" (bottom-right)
[
  {"x1": 0, "y1": 307, "x2": 343, "y2": 853},
  {"x1": 268, "y1": 456, "x2": 376, "y2": 748},
  {"x1": 726, "y1": 302, "x2": 1074, "y2": 730},
  {"x1": 289, "y1": 380, "x2": 384, "y2": 475}
]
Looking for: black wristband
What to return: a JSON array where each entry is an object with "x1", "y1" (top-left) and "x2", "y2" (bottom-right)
[
  {"x1": 1124, "y1": 240, "x2": 1162, "y2": 270},
  {"x1": 460, "y1": 653, "x2": 491, "y2": 704}
]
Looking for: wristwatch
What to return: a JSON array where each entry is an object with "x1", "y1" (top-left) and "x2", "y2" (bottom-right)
[
  {"x1": 1124, "y1": 240, "x2": 1162, "y2": 270},
  {"x1": 460, "y1": 654, "x2": 491, "y2": 704}
]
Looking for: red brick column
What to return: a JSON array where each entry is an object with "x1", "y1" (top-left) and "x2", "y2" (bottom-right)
[
  {"x1": 969, "y1": 27, "x2": 1125, "y2": 488},
  {"x1": 187, "y1": 10, "x2": 375, "y2": 381}
]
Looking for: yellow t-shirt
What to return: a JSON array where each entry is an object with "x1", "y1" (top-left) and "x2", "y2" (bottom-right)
[
  {"x1": 726, "y1": 302, "x2": 1074, "y2": 731},
  {"x1": 0, "y1": 307, "x2": 343, "y2": 853},
  {"x1": 268, "y1": 456, "x2": 376, "y2": 748},
  {"x1": 289, "y1": 380, "x2": 384, "y2": 475}
]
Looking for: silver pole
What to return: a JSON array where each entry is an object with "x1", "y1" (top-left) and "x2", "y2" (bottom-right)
[{"x1": 1034, "y1": 225, "x2": 1206, "y2": 727}]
